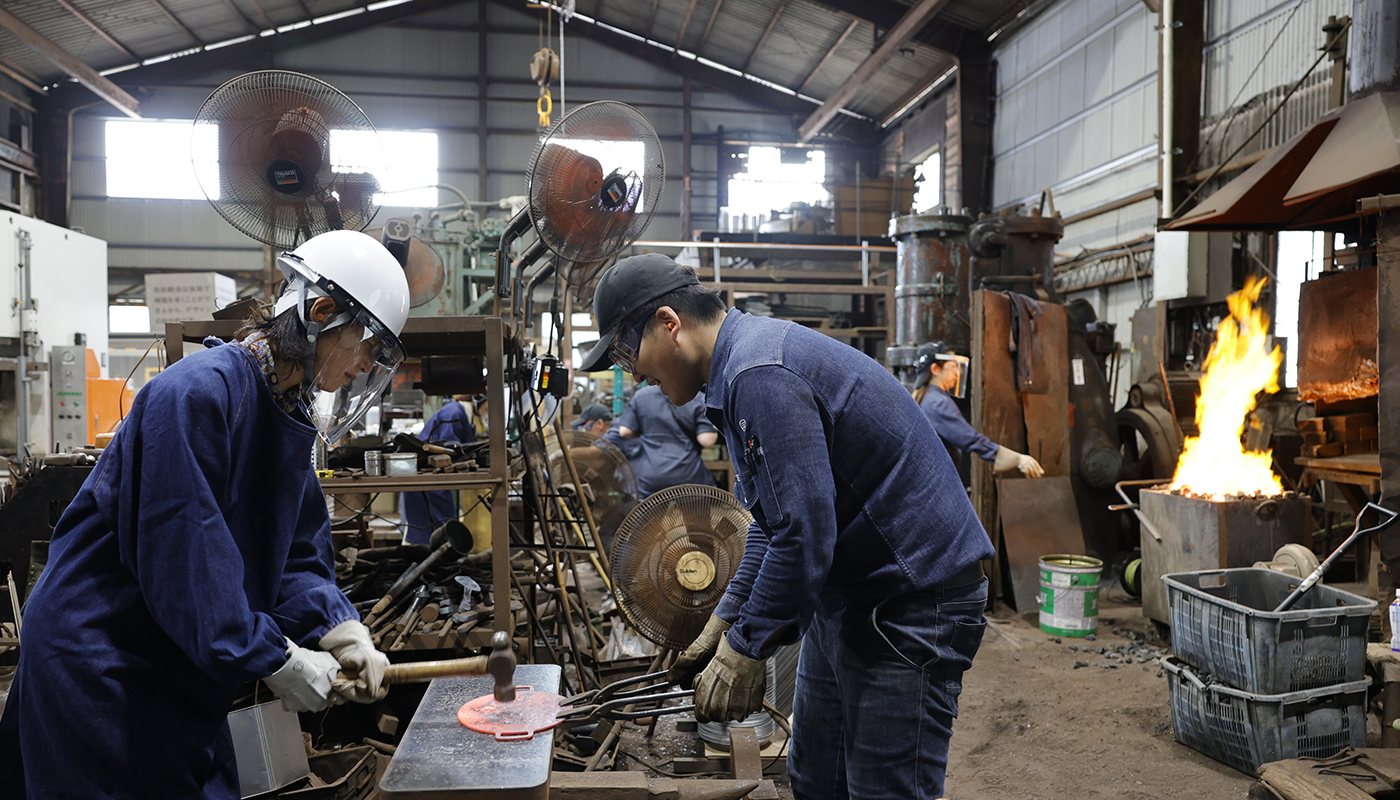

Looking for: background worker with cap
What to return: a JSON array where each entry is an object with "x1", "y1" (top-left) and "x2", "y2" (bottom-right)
[
  {"x1": 576, "y1": 253, "x2": 993, "y2": 800},
  {"x1": 573, "y1": 402, "x2": 614, "y2": 435},
  {"x1": 0, "y1": 230, "x2": 407, "y2": 800},
  {"x1": 603, "y1": 384, "x2": 718, "y2": 499},
  {"x1": 912, "y1": 341, "x2": 1044, "y2": 479},
  {"x1": 401, "y1": 394, "x2": 477, "y2": 545}
]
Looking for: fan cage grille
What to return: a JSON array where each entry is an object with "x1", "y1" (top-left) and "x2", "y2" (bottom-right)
[{"x1": 193, "y1": 70, "x2": 384, "y2": 249}]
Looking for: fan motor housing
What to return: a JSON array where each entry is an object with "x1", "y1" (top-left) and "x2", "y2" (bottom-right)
[
  {"x1": 267, "y1": 159, "x2": 307, "y2": 195},
  {"x1": 675, "y1": 551, "x2": 715, "y2": 591}
]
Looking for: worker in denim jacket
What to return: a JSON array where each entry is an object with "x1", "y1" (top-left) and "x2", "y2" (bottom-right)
[{"x1": 576, "y1": 253, "x2": 995, "y2": 800}]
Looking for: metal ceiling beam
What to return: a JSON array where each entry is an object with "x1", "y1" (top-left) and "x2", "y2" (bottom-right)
[
  {"x1": 798, "y1": 0, "x2": 952, "y2": 142},
  {"x1": 148, "y1": 0, "x2": 205, "y2": 46},
  {"x1": 698, "y1": 0, "x2": 724, "y2": 53},
  {"x1": 105, "y1": 0, "x2": 468, "y2": 89},
  {"x1": 798, "y1": 18, "x2": 858, "y2": 94},
  {"x1": 741, "y1": 0, "x2": 790, "y2": 73},
  {"x1": 674, "y1": 0, "x2": 701, "y2": 48},
  {"x1": 0, "y1": 6, "x2": 139, "y2": 116},
  {"x1": 808, "y1": 0, "x2": 980, "y2": 56},
  {"x1": 243, "y1": 0, "x2": 281, "y2": 30},
  {"x1": 646, "y1": 0, "x2": 661, "y2": 38},
  {"x1": 219, "y1": 0, "x2": 263, "y2": 33},
  {"x1": 0, "y1": 54, "x2": 46, "y2": 94},
  {"x1": 54, "y1": 0, "x2": 140, "y2": 61}
]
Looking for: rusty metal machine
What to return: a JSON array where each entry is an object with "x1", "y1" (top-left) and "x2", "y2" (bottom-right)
[{"x1": 887, "y1": 209, "x2": 973, "y2": 382}]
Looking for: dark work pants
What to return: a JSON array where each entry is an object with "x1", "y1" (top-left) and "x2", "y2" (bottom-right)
[{"x1": 788, "y1": 578, "x2": 988, "y2": 800}]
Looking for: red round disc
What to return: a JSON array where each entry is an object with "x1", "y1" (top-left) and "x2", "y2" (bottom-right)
[{"x1": 458, "y1": 687, "x2": 566, "y2": 741}]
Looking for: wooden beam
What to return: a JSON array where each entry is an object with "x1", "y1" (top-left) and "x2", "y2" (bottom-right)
[
  {"x1": 646, "y1": 0, "x2": 661, "y2": 38},
  {"x1": 674, "y1": 0, "x2": 701, "y2": 48},
  {"x1": 147, "y1": 0, "x2": 205, "y2": 45},
  {"x1": 0, "y1": 55, "x2": 46, "y2": 94},
  {"x1": 0, "y1": 6, "x2": 140, "y2": 117},
  {"x1": 798, "y1": 18, "x2": 858, "y2": 94},
  {"x1": 698, "y1": 0, "x2": 725, "y2": 54},
  {"x1": 808, "y1": 0, "x2": 979, "y2": 56},
  {"x1": 54, "y1": 0, "x2": 140, "y2": 61},
  {"x1": 741, "y1": 0, "x2": 790, "y2": 73},
  {"x1": 797, "y1": 0, "x2": 951, "y2": 142}
]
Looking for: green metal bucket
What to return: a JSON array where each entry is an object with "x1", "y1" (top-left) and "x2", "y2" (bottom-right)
[{"x1": 1038, "y1": 554, "x2": 1103, "y2": 637}]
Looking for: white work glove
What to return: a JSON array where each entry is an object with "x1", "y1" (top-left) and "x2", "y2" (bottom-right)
[
  {"x1": 320, "y1": 619, "x2": 389, "y2": 703},
  {"x1": 263, "y1": 638, "x2": 345, "y2": 713},
  {"x1": 994, "y1": 447, "x2": 1044, "y2": 478}
]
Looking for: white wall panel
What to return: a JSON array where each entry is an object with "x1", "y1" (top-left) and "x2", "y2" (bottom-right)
[{"x1": 992, "y1": 0, "x2": 1157, "y2": 254}]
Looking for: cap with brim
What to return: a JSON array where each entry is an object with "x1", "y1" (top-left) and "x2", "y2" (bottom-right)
[
  {"x1": 573, "y1": 402, "x2": 613, "y2": 428},
  {"x1": 577, "y1": 253, "x2": 700, "y2": 372}
]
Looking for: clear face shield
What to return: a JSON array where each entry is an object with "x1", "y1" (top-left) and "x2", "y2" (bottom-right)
[
  {"x1": 937, "y1": 354, "x2": 971, "y2": 399},
  {"x1": 915, "y1": 348, "x2": 971, "y2": 400},
  {"x1": 277, "y1": 254, "x2": 407, "y2": 443}
]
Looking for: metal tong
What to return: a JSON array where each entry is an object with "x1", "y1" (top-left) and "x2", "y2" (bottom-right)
[{"x1": 555, "y1": 670, "x2": 694, "y2": 729}]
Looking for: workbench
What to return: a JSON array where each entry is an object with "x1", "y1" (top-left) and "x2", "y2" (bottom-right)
[
  {"x1": 1296, "y1": 452, "x2": 1381, "y2": 588},
  {"x1": 380, "y1": 664, "x2": 561, "y2": 799}
]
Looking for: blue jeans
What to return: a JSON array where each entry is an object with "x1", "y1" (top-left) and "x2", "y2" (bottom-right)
[{"x1": 788, "y1": 577, "x2": 988, "y2": 800}]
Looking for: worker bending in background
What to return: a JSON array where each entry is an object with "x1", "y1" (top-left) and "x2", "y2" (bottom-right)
[
  {"x1": 604, "y1": 382, "x2": 718, "y2": 498},
  {"x1": 0, "y1": 231, "x2": 406, "y2": 800},
  {"x1": 401, "y1": 393, "x2": 476, "y2": 545},
  {"x1": 912, "y1": 341, "x2": 1044, "y2": 479},
  {"x1": 577, "y1": 254, "x2": 993, "y2": 800}
]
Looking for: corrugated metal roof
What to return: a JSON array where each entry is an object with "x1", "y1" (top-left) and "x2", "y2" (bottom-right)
[{"x1": 3, "y1": 0, "x2": 1017, "y2": 132}]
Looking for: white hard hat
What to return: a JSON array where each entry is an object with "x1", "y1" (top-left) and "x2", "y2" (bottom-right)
[
  {"x1": 271, "y1": 230, "x2": 411, "y2": 443},
  {"x1": 274, "y1": 230, "x2": 409, "y2": 337}
]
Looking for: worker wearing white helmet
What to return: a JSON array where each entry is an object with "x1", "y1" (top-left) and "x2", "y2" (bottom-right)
[{"x1": 0, "y1": 230, "x2": 409, "y2": 799}]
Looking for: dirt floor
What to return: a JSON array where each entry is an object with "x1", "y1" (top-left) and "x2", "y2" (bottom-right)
[{"x1": 946, "y1": 593, "x2": 1257, "y2": 800}]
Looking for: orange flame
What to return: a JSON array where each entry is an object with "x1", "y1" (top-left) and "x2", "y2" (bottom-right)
[{"x1": 1169, "y1": 276, "x2": 1284, "y2": 499}]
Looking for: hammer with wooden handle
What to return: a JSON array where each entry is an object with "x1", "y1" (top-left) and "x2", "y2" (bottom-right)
[{"x1": 337, "y1": 631, "x2": 517, "y2": 702}]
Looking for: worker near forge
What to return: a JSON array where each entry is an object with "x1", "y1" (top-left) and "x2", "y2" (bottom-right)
[
  {"x1": 402, "y1": 394, "x2": 477, "y2": 545},
  {"x1": 604, "y1": 383, "x2": 719, "y2": 498},
  {"x1": 912, "y1": 341, "x2": 1045, "y2": 480},
  {"x1": 0, "y1": 231, "x2": 408, "y2": 799},
  {"x1": 576, "y1": 254, "x2": 994, "y2": 800},
  {"x1": 573, "y1": 402, "x2": 615, "y2": 436}
]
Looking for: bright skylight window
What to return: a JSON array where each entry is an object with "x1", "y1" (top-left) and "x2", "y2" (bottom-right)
[
  {"x1": 724, "y1": 147, "x2": 828, "y2": 218},
  {"x1": 912, "y1": 151, "x2": 942, "y2": 213},
  {"x1": 332, "y1": 129, "x2": 439, "y2": 208},
  {"x1": 109, "y1": 305, "x2": 151, "y2": 333},
  {"x1": 106, "y1": 119, "x2": 219, "y2": 200},
  {"x1": 105, "y1": 122, "x2": 439, "y2": 206}
]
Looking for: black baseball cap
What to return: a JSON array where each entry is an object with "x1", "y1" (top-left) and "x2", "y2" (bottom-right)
[
  {"x1": 572, "y1": 403, "x2": 613, "y2": 428},
  {"x1": 577, "y1": 253, "x2": 700, "y2": 372}
]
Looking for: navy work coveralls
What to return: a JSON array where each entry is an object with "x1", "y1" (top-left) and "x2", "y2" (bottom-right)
[
  {"x1": 0, "y1": 343, "x2": 356, "y2": 799},
  {"x1": 705, "y1": 309, "x2": 994, "y2": 800},
  {"x1": 918, "y1": 384, "x2": 999, "y2": 466},
  {"x1": 401, "y1": 400, "x2": 475, "y2": 544},
  {"x1": 605, "y1": 384, "x2": 716, "y2": 498}
]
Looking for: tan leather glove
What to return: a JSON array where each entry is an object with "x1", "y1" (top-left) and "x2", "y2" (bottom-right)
[
  {"x1": 993, "y1": 446, "x2": 1044, "y2": 478},
  {"x1": 320, "y1": 620, "x2": 389, "y2": 703},
  {"x1": 693, "y1": 636, "x2": 766, "y2": 724},
  {"x1": 667, "y1": 614, "x2": 731, "y2": 689}
]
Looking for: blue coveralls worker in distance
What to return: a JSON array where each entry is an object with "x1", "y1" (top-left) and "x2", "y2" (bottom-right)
[
  {"x1": 603, "y1": 384, "x2": 719, "y2": 498},
  {"x1": 575, "y1": 253, "x2": 995, "y2": 800},
  {"x1": 401, "y1": 394, "x2": 477, "y2": 545},
  {"x1": 0, "y1": 230, "x2": 410, "y2": 800},
  {"x1": 912, "y1": 341, "x2": 1044, "y2": 479}
]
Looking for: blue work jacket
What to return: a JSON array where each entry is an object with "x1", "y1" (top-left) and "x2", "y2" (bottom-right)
[
  {"x1": 0, "y1": 342, "x2": 355, "y2": 799},
  {"x1": 707, "y1": 310, "x2": 994, "y2": 660},
  {"x1": 919, "y1": 385, "x2": 999, "y2": 465}
]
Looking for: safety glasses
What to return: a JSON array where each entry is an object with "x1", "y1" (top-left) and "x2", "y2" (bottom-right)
[{"x1": 610, "y1": 316, "x2": 651, "y2": 378}]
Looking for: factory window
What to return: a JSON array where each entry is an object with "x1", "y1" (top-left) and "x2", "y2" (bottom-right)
[
  {"x1": 724, "y1": 146, "x2": 828, "y2": 219},
  {"x1": 330, "y1": 129, "x2": 439, "y2": 208},
  {"x1": 106, "y1": 119, "x2": 219, "y2": 200},
  {"x1": 105, "y1": 122, "x2": 438, "y2": 207},
  {"x1": 911, "y1": 151, "x2": 941, "y2": 213}
]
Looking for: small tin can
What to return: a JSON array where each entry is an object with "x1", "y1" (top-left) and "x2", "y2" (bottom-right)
[
  {"x1": 385, "y1": 453, "x2": 418, "y2": 476},
  {"x1": 363, "y1": 450, "x2": 383, "y2": 477}
]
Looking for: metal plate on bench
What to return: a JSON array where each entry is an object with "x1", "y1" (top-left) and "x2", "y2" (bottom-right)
[{"x1": 380, "y1": 664, "x2": 561, "y2": 799}]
